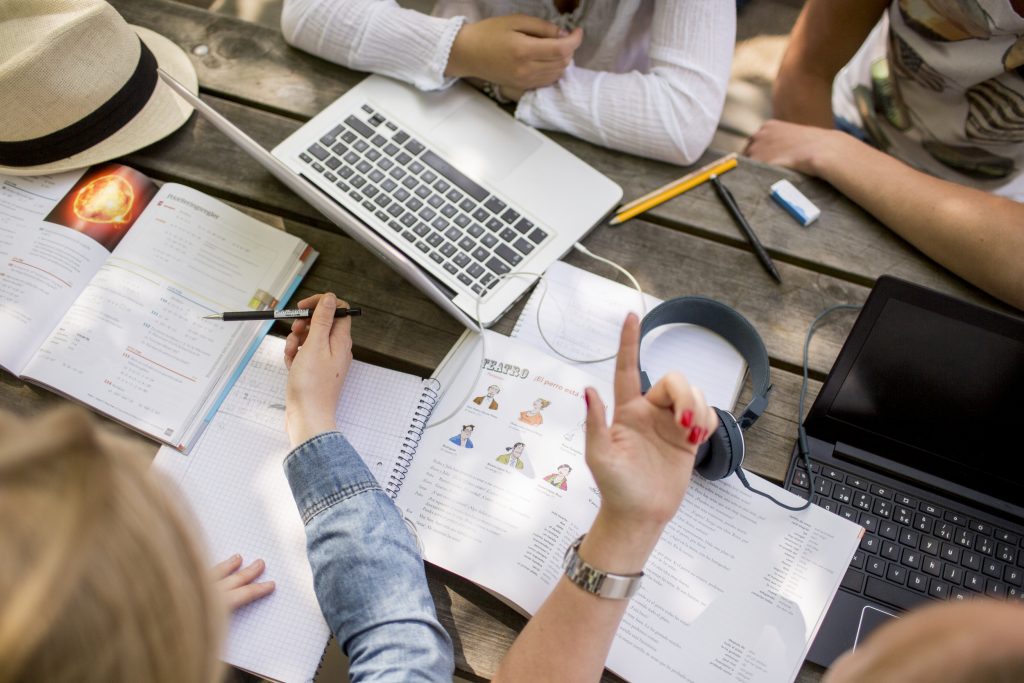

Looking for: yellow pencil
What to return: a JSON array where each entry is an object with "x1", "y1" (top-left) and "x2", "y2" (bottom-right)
[{"x1": 610, "y1": 154, "x2": 739, "y2": 225}]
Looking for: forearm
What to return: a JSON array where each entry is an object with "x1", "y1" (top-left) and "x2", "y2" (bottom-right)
[
  {"x1": 493, "y1": 513, "x2": 664, "y2": 683},
  {"x1": 773, "y1": 0, "x2": 888, "y2": 126},
  {"x1": 813, "y1": 135, "x2": 1024, "y2": 309},
  {"x1": 285, "y1": 432, "x2": 453, "y2": 681},
  {"x1": 281, "y1": 0, "x2": 464, "y2": 90},
  {"x1": 516, "y1": 2, "x2": 733, "y2": 165}
]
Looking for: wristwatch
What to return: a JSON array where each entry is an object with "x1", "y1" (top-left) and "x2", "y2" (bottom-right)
[{"x1": 562, "y1": 534, "x2": 643, "y2": 599}]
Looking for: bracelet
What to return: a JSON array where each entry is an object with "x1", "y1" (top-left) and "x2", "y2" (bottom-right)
[
  {"x1": 481, "y1": 81, "x2": 510, "y2": 104},
  {"x1": 562, "y1": 534, "x2": 643, "y2": 599}
]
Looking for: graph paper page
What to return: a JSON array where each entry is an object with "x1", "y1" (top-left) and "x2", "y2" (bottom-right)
[
  {"x1": 512, "y1": 261, "x2": 745, "y2": 411},
  {"x1": 153, "y1": 335, "x2": 426, "y2": 682}
]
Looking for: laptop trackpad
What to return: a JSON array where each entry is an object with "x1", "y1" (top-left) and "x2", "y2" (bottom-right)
[{"x1": 428, "y1": 98, "x2": 542, "y2": 185}]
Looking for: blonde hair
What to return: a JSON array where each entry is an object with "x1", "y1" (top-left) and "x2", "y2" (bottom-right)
[{"x1": 0, "y1": 408, "x2": 224, "y2": 683}]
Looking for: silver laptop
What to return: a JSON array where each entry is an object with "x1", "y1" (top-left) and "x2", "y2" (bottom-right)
[{"x1": 160, "y1": 71, "x2": 622, "y2": 329}]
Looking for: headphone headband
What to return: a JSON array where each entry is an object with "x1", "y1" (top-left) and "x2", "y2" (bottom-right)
[{"x1": 638, "y1": 297, "x2": 773, "y2": 428}]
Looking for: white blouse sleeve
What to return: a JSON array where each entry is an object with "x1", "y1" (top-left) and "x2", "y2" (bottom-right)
[
  {"x1": 515, "y1": 2, "x2": 736, "y2": 166},
  {"x1": 281, "y1": 0, "x2": 466, "y2": 91}
]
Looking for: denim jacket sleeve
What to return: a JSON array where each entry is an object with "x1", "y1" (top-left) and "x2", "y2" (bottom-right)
[{"x1": 284, "y1": 431, "x2": 454, "y2": 682}]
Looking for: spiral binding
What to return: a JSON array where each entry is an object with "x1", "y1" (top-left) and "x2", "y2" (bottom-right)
[{"x1": 384, "y1": 380, "x2": 440, "y2": 500}]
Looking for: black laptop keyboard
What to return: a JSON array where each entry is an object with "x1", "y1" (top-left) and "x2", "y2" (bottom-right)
[
  {"x1": 787, "y1": 461, "x2": 1024, "y2": 611},
  {"x1": 297, "y1": 104, "x2": 551, "y2": 298}
]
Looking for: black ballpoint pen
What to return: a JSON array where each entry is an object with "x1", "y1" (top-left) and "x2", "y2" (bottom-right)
[
  {"x1": 203, "y1": 308, "x2": 361, "y2": 321},
  {"x1": 710, "y1": 174, "x2": 782, "y2": 284}
]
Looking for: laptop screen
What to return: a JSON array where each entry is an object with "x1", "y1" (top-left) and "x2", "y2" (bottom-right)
[{"x1": 808, "y1": 278, "x2": 1024, "y2": 507}]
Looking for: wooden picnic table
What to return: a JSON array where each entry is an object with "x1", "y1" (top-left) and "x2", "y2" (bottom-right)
[{"x1": 2, "y1": 1, "x2": 1010, "y2": 681}]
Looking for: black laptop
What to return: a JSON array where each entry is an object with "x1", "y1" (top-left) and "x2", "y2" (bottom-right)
[{"x1": 784, "y1": 276, "x2": 1024, "y2": 666}]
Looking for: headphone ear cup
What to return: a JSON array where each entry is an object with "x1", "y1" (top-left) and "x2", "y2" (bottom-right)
[{"x1": 694, "y1": 408, "x2": 744, "y2": 481}]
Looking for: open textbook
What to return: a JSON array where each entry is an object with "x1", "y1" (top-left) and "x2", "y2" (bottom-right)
[
  {"x1": 156, "y1": 318, "x2": 861, "y2": 683},
  {"x1": 0, "y1": 164, "x2": 315, "y2": 449}
]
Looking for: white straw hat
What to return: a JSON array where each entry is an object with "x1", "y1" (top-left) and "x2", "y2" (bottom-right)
[{"x1": 0, "y1": 0, "x2": 199, "y2": 176}]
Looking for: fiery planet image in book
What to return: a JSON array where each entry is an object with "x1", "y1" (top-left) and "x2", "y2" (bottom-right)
[
  {"x1": 72, "y1": 175, "x2": 135, "y2": 224},
  {"x1": 45, "y1": 163, "x2": 157, "y2": 251}
]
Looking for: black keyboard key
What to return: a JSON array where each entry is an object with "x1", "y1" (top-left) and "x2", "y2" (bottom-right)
[
  {"x1": 944, "y1": 563, "x2": 964, "y2": 584},
  {"x1": 899, "y1": 528, "x2": 920, "y2": 547},
  {"x1": 421, "y1": 170, "x2": 436, "y2": 184},
  {"x1": 881, "y1": 541, "x2": 901, "y2": 561},
  {"x1": 468, "y1": 224, "x2": 484, "y2": 238},
  {"x1": 444, "y1": 227, "x2": 461, "y2": 242},
  {"x1": 406, "y1": 197, "x2": 423, "y2": 212},
  {"x1": 865, "y1": 577, "x2": 930, "y2": 609},
  {"x1": 473, "y1": 208, "x2": 490, "y2": 222},
  {"x1": 850, "y1": 550, "x2": 865, "y2": 569},
  {"x1": 880, "y1": 521, "x2": 899, "y2": 540},
  {"x1": 963, "y1": 551, "x2": 982, "y2": 571},
  {"x1": 366, "y1": 149, "x2": 381, "y2": 161},
  {"x1": 351, "y1": 175, "x2": 366, "y2": 188},
  {"x1": 441, "y1": 204, "x2": 458, "y2": 218},
  {"x1": 445, "y1": 189, "x2": 463, "y2": 203},
  {"x1": 494, "y1": 243, "x2": 522, "y2": 266},
  {"x1": 320, "y1": 124, "x2": 343, "y2": 144},
  {"x1": 374, "y1": 194, "x2": 391, "y2": 208},
  {"x1": 418, "y1": 150, "x2": 487, "y2": 202},
  {"x1": 920, "y1": 502, "x2": 944, "y2": 516},
  {"x1": 472, "y1": 247, "x2": 489, "y2": 262},
  {"x1": 480, "y1": 234, "x2": 498, "y2": 249},
  {"x1": 515, "y1": 218, "x2": 534, "y2": 234},
  {"x1": 396, "y1": 152, "x2": 412, "y2": 165},
  {"x1": 341, "y1": 130, "x2": 357, "y2": 143},
  {"x1": 998, "y1": 544, "x2": 1017, "y2": 563},
  {"x1": 901, "y1": 548, "x2": 921, "y2": 569},
  {"x1": 528, "y1": 228, "x2": 548, "y2": 245},
  {"x1": 833, "y1": 485, "x2": 852, "y2": 504},
  {"x1": 394, "y1": 188, "x2": 410, "y2": 202},
  {"x1": 418, "y1": 207, "x2": 436, "y2": 222},
  {"x1": 389, "y1": 167, "x2": 406, "y2": 180},
  {"x1": 976, "y1": 536, "x2": 994, "y2": 556},
  {"x1": 434, "y1": 179, "x2": 450, "y2": 193},
  {"x1": 383, "y1": 143, "x2": 400, "y2": 156},
  {"x1": 944, "y1": 511, "x2": 967, "y2": 525},
  {"x1": 486, "y1": 217, "x2": 504, "y2": 232},
  {"x1": 371, "y1": 135, "x2": 387, "y2": 147},
  {"x1": 822, "y1": 467, "x2": 844, "y2": 481},
  {"x1": 956, "y1": 528, "x2": 975, "y2": 548},
  {"x1": 400, "y1": 213, "x2": 417, "y2": 227},
  {"x1": 432, "y1": 218, "x2": 449, "y2": 231},
  {"x1": 920, "y1": 537, "x2": 940, "y2": 555},
  {"x1": 405, "y1": 139, "x2": 425, "y2": 155},
  {"x1": 514, "y1": 238, "x2": 535, "y2": 255},
  {"x1": 467, "y1": 263, "x2": 485, "y2": 278},
  {"x1": 459, "y1": 198, "x2": 476, "y2": 212},
  {"x1": 1006, "y1": 566, "x2": 1023, "y2": 586},
  {"x1": 326, "y1": 156, "x2": 341, "y2": 170},
  {"x1": 356, "y1": 160, "x2": 372, "y2": 174},
  {"x1": 935, "y1": 522, "x2": 955, "y2": 541},
  {"x1": 369, "y1": 170, "x2": 386, "y2": 183},
  {"x1": 483, "y1": 197, "x2": 506, "y2": 214},
  {"x1": 440, "y1": 243, "x2": 457, "y2": 258},
  {"x1": 941, "y1": 543, "x2": 961, "y2": 563},
  {"x1": 895, "y1": 506, "x2": 914, "y2": 526},
  {"x1": 308, "y1": 143, "x2": 329, "y2": 160},
  {"x1": 950, "y1": 587, "x2": 971, "y2": 601},
  {"x1": 379, "y1": 157, "x2": 394, "y2": 170},
  {"x1": 922, "y1": 557, "x2": 941, "y2": 576},
  {"x1": 453, "y1": 253, "x2": 470, "y2": 267},
  {"x1": 907, "y1": 571, "x2": 928, "y2": 592},
  {"x1": 866, "y1": 556, "x2": 885, "y2": 576},
  {"x1": 986, "y1": 580, "x2": 1006, "y2": 598},
  {"x1": 915, "y1": 514, "x2": 934, "y2": 533},
  {"x1": 860, "y1": 513, "x2": 879, "y2": 533},
  {"x1": 861, "y1": 534, "x2": 880, "y2": 554},
  {"x1": 895, "y1": 492, "x2": 917, "y2": 506},
  {"x1": 965, "y1": 571, "x2": 985, "y2": 591},
  {"x1": 354, "y1": 139, "x2": 369, "y2": 152},
  {"x1": 332, "y1": 142, "x2": 348, "y2": 156},
  {"x1": 413, "y1": 223, "x2": 430, "y2": 237},
  {"x1": 983, "y1": 558, "x2": 1003, "y2": 578},
  {"x1": 840, "y1": 506, "x2": 858, "y2": 522},
  {"x1": 846, "y1": 475, "x2": 868, "y2": 490},
  {"x1": 815, "y1": 478, "x2": 834, "y2": 496},
  {"x1": 392, "y1": 130, "x2": 409, "y2": 144},
  {"x1": 426, "y1": 232, "x2": 444, "y2": 247},
  {"x1": 929, "y1": 579, "x2": 951, "y2": 599},
  {"x1": 387, "y1": 203, "x2": 403, "y2": 217},
  {"x1": 842, "y1": 568, "x2": 866, "y2": 592},
  {"x1": 427, "y1": 194, "x2": 444, "y2": 208},
  {"x1": 995, "y1": 529, "x2": 1020, "y2": 544},
  {"x1": 886, "y1": 563, "x2": 908, "y2": 584},
  {"x1": 968, "y1": 519, "x2": 990, "y2": 534},
  {"x1": 853, "y1": 492, "x2": 872, "y2": 511},
  {"x1": 363, "y1": 185, "x2": 379, "y2": 198},
  {"x1": 499, "y1": 228, "x2": 518, "y2": 243},
  {"x1": 458, "y1": 237, "x2": 475, "y2": 251},
  {"x1": 501, "y1": 208, "x2": 520, "y2": 224},
  {"x1": 455, "y1": 214, "x2": 471, "y2": 228},
  {"x1": 346, "y1": 114, "x2": 374, "y2": 137}
]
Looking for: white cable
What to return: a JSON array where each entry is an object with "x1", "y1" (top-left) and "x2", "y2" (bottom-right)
[{"x1": 426, "y1": 244, "x2": 644, "y2": 429}]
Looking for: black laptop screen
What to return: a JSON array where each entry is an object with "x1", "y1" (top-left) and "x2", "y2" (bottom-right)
[{"x1": 822, "y1": 297, "x2": 1024, "y2": 504}]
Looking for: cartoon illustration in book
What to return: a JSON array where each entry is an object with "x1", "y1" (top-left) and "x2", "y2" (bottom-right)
[
  {"x1": 543, "y1": 464, "x2": 572, "y2": 491},
  {"x1": 495, "y1": 442, "x2": 531, "y2": 476},
  {"x1": 448, "y1": 424, "x2": 475, "y2": 448},
  {"x1": 563, "y1": 417, "x2": 587, "y2": 444},
  {"x1": 473, "y1": 384, "x2": 501, "y2": 410},
  {"x1": 518, "y1": 398, "x2": 551, "y2": 426}
]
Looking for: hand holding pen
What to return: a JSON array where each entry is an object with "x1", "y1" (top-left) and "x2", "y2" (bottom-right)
[{"x1": 204, "y1": 307, "x2": 361, "y2": 321}]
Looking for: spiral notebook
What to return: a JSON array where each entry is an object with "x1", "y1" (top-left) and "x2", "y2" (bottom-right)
[{"x1": 152, "y1": 336, "x2": 438, "y2": 683}]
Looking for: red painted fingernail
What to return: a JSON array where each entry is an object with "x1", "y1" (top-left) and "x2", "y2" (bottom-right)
[
  {"x1": 701, "y1": 427, "x2": 711, "y2": 443},
  {"x1": 680, "y1": 409, "x2": 693, "y2": 428},
  {"x1": 688, "y1": 427, "x2": 700, "y2": 444},
  {"x1": 584, "y1": 390, "x2": 590, "y2": 410}
]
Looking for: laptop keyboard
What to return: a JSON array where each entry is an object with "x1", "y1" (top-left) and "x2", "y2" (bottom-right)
[
  {"x1": 297, "y1": 104, "x2": 552, "y2": 298},
  {"x1": 787, "y1": 461, "x2": 1024, "y2": 611}
]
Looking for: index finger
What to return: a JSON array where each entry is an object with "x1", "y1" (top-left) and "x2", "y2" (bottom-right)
[
  {"x1": 614, "y1": 312, "x2": 642, "y2": 406},
  {"x1": 329, "y1": 297, "x2": 353, "y2": 350}
]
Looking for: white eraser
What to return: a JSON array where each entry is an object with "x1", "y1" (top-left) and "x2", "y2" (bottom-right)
[{"x1": 770, "y1": 179, "x2": 820, "y2": 226}]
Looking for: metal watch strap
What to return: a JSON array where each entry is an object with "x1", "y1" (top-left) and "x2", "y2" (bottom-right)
[{"x1": 562, "y1": 534, "x2": 643, "y2": 599}]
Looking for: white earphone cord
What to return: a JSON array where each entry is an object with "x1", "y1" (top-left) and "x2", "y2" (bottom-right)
[{"x1": 426, "y1": 242, "x2": 646, "y2": 430}]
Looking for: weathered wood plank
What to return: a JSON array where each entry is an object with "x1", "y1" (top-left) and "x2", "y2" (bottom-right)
[{"x1": 114, "y1": 0, "x2": 1003, "y2": 313}]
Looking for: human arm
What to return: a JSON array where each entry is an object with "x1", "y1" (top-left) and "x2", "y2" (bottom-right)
[
  {"x1": 745, "y1": 120, "x2": 1024, "y2": 310},
  {"x1": 282, "y1": 293, "x2": 454, "y2": 681},
  {"x1": 824, "y1": 600, "x2": 1024, "y2": 682},
  {"x1": 772, "y1": 0, "x2": 889, "y2": 127},
  {"x1": 492, "y1": 314, "x2": 718, "y2": 683},
  {"x1": 280, "y1": 0, "x2": 465, "y2": 90},
  {"x1": 514, "y1": 1, "x2": 735, "y2": 165}
]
